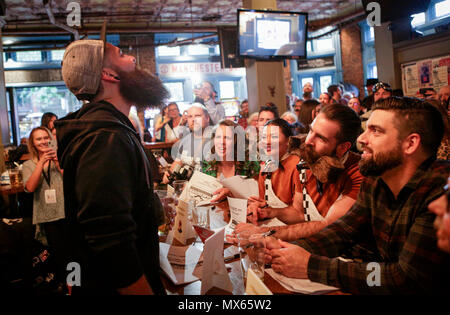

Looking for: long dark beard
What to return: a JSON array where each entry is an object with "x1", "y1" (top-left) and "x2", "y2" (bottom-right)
[
  {"x1": 299, "y1": 142, "x2": 322, "y2": 165},
  {"x1": 359, "y1": 146, "x2": 403, "y2": 177},
  {"x1": 116, "y1": 67, "x2": 169, "y2": 109},
  {"x1": 299, "y1": 142, "x2": 343, "y2": 183}
]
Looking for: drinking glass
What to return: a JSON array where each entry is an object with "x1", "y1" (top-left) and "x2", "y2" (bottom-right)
[
  {"x1": 8, "y1": 166, "x2": 22, "y2": 188},
  {"x1": 173, "y1": 180, "x2": 188, "y2": 200},
  {"x1": 237, "y1": 232, "x2": 266, "y2": 285},
  {"x1": 191, "y1": 206, "x2": 210, "y2": 229}
]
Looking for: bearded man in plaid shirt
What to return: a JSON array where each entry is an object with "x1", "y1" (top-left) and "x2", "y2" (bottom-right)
[{"x1": 267, "y1": 97, "x2": 450, "y2": 294}]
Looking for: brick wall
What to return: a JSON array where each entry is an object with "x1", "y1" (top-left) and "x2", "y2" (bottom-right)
[
  {"x1": 120, "y1": 34, "x2": 156, "y2": 73},
  {"x1": 340, "y1": 24, "x2": 365, "y2": 98}
]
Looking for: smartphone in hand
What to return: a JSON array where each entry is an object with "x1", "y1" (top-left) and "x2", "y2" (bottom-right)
[{"x1": 49, "y1": 139, "x2": 58, "y2": 152}]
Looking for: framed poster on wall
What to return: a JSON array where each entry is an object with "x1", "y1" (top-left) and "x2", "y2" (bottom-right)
[{"x1": 401, "y1": 54, "x2": 450, "y2": 96}]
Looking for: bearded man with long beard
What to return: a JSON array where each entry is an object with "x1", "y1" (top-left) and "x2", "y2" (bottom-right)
[
  {"x1": 232, "y1": 104, "x2": 363, "y2": 242},
  {"x1": 265, "y1": 97, "x2": 450, "y2": 295},
  {"x1": 55, "y1": 39, "x2": 169, "y2": 295}
]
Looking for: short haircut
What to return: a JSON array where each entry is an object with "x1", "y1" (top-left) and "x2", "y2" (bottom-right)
[
  {"x1": 372, "y1": 97, "x2": 444, "y2": 157},
  {"x1": 327, "y1": 85, "x2": 340, "y2": 95},
  {"x1": 259, "y1": 105, "x2": 279, "y2": 119},
  {"x1": 320, "y1": 104, "x2": 362, "y2": 145},
  {"x1": 366, "y1": 78, "x2": 379, "y2": 86},
  {"x1": 320, "y1": 92, "x2": 331, "y2": 101}
]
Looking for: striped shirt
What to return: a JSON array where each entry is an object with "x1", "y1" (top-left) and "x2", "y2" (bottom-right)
[{"x1": 296, "y1": 157, "x2": 450, "y2": 294}]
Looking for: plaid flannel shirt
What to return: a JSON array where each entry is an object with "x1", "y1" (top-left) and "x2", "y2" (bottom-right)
[{"x1": 296, "y1": 157, "x2": 450, "y2": 294}]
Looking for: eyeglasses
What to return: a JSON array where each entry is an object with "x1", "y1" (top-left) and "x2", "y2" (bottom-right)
[{"x1": 372, "y1": 82, "x2": 392, "y2": 93}]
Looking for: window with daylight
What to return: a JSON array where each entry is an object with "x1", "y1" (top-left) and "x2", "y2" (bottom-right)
[
  {"x1": 367, "y1": 63, "x2": 378, "y2": 79},
  {"x1": 410, "y1": 0, "x2": 450, "y2": 32},
  {"x1": 187, "y1": 44, "x2": 211, "y2": 56},
  {"x1": 435, "y1": 0, "x2": 450, "y2": 17},
  {"x1": 49, "y1": 50, "x2": 65, "y2": 62},
  {"x1": 157, "y1": 45, "x2": 181, "y2": 57},
  {"x1": 13, "y1": 85, "x2": 82, "y2": 141},
  {"x1": 164, "y1": 82, "x2": 184, "y2": 102},
  {"x1": 319, "y1": 75, "x2": 332, "y2": 94},
  {"x1": 411, "y1": 13, "x2": 426, "y2": 27},
  {"x1": 219, "y1": 81, "x2": 236, "y2": 99},
  {"x1": 315, "y1": 38, "x2": 334, "y2": 51},
  {"x1": 15, "y1": 51, "x2": 43, "y2": 62}
]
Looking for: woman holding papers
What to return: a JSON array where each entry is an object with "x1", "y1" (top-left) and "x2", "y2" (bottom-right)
[
  {"x1": 247, "y1": 118, "x2": 300, "y2": 223},
  {"x1": 201, "y1": 120, "x2": 260, "y2": 201}
]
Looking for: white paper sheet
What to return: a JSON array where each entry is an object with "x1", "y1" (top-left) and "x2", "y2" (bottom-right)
[
  {"x1": 187, "y1": 171, "x2": 223, "y2": 205},
  {"x1": 159, "y1": 243, "x2": 203, "y2": 285},
  {"x1": 265, "y1": 268, "x2": 339, "y2": 295},
  {"x1": 220, "y1": 176, "x2": 259, "y2": 199},
  {"x1": 225, "y1": 197, "x2": 248, "y2": 236}
]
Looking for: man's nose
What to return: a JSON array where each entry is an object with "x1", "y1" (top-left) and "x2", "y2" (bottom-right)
[
  {"x1": 305, "y1": 134, "x2": 313, "y2": 146},
  {"x1": 357, "y1": 131, "x2": 367, "y2": 145},
  {"x1": 127, "y1": 55, "x2": 136, "y2": 64}
]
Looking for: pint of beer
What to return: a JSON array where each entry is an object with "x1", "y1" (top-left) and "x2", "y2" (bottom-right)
[{"x1": 8, "y1": 167, "x2": 22, "y2": 188}]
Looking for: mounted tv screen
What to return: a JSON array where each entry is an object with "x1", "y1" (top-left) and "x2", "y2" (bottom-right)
[{"x1": 238, "y1": 9, "x2": 308, "y2": 60}]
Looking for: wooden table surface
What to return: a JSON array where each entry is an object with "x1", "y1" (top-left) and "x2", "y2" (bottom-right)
[
  {"x1": 159, "y1": 200, "x2": 347, "y2": 295},
  {"x1": 143, "y1": 142, "x2": 174, "y2": 150}
]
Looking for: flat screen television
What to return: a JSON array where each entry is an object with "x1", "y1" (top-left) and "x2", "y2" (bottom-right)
[{"x1": 237, "y1": 9, "x2": 308, "y2": 60}]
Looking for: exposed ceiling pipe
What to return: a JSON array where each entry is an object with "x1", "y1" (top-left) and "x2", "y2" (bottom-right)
[
  {"x1": 43, "y1": 0, "x2": 79, "y2": 40},
  {"x1": 308, "y1": 10, "x2": 367, "y2": 40},
  {"x1": 2, "y1": 26, "x2": 218, "y2": 36}
]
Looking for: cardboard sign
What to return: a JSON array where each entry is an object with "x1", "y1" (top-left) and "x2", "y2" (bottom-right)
[
  {"x1": 245, "y1": 269, "x2": 273, "y2": 295},
  {"x1": 200, "y1": 228, "x2": 233, "y2": 295},
  {"x1": 173, "y1": 199, "x2": 190, "y2": 244}
]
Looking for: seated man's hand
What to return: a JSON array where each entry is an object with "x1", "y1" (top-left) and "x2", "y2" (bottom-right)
[
  {"x1": 264, "y1": 236, "x2": 281, "y2": 264},
  {"x1": 210, "y1": 188, "x2": 231, "y2": 203},
  {"x1": 270, "y1": 240, "x2": 311, "y2": 279}
]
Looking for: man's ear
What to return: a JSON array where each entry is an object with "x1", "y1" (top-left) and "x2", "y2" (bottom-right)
[
  {"x1": 403, "y1": 133, "x2": 421, "y2": 155},
  {"x1": 336, "y1": 141, "x2": 351, "y2": 158},
  {"x1": 101, "y1": 68, "x2": 120, "y2": 83}
]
